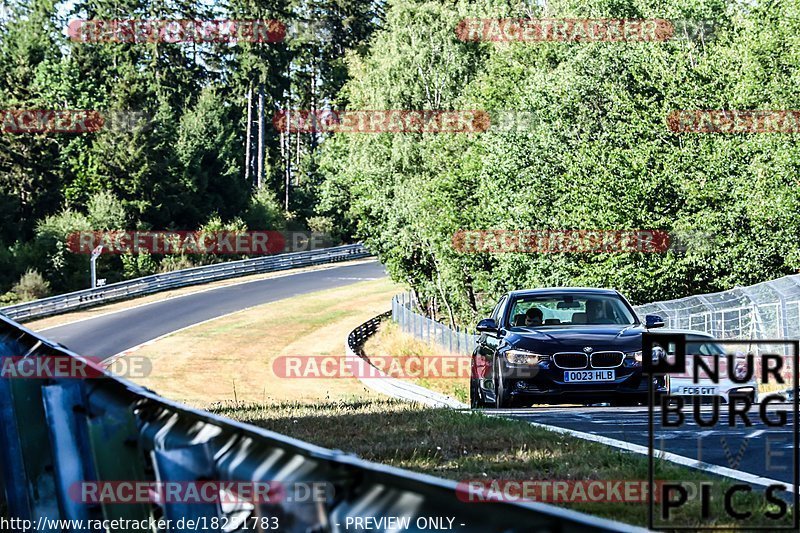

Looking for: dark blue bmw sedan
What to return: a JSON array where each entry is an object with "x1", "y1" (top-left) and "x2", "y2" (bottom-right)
[{"x1": 470, "y1": 288, "x2": 668, "y2": 408}]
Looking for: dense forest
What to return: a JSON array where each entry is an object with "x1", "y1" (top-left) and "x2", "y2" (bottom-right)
[
  {"x1": 318, "y1": 0, "x2": 800, "y2": 324},
  {"x1": 0, "y1": 0, "x2": 380, "y2": 301},
  {"x1": 2, "y1": 0, "x2": 800, "y2": 327}
]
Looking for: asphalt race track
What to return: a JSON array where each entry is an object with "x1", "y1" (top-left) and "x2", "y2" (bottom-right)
[
  {"x1": 41, "y1": 260, "x2": 387, "y2": 359},
  {"x1": 492, "y1": 405, "x2": 797, "y2": 486}
]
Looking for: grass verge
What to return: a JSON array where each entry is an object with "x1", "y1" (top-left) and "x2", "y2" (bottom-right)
[{"x1": 214, "y1": 399, "x2": 793, "y2": 529}]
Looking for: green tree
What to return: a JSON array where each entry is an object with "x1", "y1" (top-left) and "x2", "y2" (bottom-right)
[{"x1": 320, "y1": 0, "x2": 800, "y2": 324}]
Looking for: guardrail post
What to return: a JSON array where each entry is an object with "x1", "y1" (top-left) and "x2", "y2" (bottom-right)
[
  {"x1": 152, "y1": 444, "x2": 222, "y2": 532},
  {"x1": 84, "y1": 387, "x2": 152, "y2": 525},
  {"x1": 41, "y1": 381, "x2": 97, "y2": 528}
]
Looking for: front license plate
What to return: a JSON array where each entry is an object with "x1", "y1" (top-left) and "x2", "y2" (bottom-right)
[
  {"x1": 563, "y1": 370, "x2": 615, "y2": 382},
  {"x1": 679, "y1": 386, "x2": 718, "y2": 395}
]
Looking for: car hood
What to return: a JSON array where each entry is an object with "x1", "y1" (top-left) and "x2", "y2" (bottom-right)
[{"x1": 503, "y1": 324, "x2": 643, "y2": 354}]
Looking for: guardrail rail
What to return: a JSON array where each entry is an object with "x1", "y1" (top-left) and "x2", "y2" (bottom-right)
[
  {"x1": 346, "y1": 312, "x2": 466, "y2": 408},
  {"x1": 0, "y1": 315, "x2": 628, "y2": 532},
  {"x1": 0, "y1": 244, "x2": 369, "y2": 322}
]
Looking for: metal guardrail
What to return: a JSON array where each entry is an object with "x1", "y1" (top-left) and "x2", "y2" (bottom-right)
[
  {"x1": 0, "y1": 244, "x2": 369, "y2": 322},
  {"x1": 346, "y1": 313, "x2": 466, "y2": 408},
  {"x1": 347, "y1": 311, "x2": 391, "y2": 351},
  {"x1": 0, "y1": 315, "x2": 627, "y2": 532}
]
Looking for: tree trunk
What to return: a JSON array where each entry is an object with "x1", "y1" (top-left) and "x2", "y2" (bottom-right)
[
  {"x1": 244, "y1": 84, "x2": 253, "y2": 186},
  {"x1": 256, "y1": 85, "x2": 265, "y2": 190},
  {"x1": 432, "y1": 254, "x2": 456, "y2": 328}
]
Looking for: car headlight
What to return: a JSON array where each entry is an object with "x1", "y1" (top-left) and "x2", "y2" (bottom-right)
[
  {"x1": 629, "y1": 345, "x2": 665, "y2": 364},
  {"x1": 734, "y1": 360, "x2": 748, "y2": 380},
  {"x1": 651, "y1": 345, "x2": 666, "y2": 363},
  {"x1": 505, "y1": 349, "x2": 544, "y2": 365}
]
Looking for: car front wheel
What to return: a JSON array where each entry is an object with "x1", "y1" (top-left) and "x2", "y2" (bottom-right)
[
  {"x1": 470, "y1": 376, "x2": 483, "y2": 408},
  {"x1": 494, "y1": 357, "x2": 512, "y2": 408}
]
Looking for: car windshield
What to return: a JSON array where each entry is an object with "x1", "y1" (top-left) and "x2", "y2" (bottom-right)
[
  {"x1": 507, "y1": 293, "x2": 637, "y2": 327},
  {"x1": 682, "y1": 341, "x2": 727, "y2": 356}
]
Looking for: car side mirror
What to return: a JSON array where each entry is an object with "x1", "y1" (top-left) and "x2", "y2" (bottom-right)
[
  {"x1": 645, "y1": 314, "x2": 665, "y2": 329},
  {"x1": 476, "y1": 318, "x2": 499, "y2": 333}
]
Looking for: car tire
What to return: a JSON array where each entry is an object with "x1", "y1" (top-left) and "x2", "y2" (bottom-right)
[
  {"x1": 730, "y1": 391, "x2": 758, "y2": 405},
  {"x1": 470, "y1": 377, "x2": 482, "y2": 408},
  {"x1": 494, "y1": 358, "x2": 512, "y2": 409}
]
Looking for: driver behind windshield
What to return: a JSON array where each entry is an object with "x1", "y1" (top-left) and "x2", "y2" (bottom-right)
[
  {"x1": 524, "y1": 307, "x2": 543, "y2": 326},
  {"x1": 585, "y1": 299, "x2": 612, "y2": 324}
]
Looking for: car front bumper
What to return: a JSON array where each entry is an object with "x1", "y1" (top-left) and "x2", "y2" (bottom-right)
[{"x1": 498, "y1": 364, "x2": 668, "y2": 404}]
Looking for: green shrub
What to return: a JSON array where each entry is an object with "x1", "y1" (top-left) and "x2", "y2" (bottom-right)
[
  {"x1": 243, "y1": 188, "x2": 286, "y2": 230},
  {"x1": 158, "y1": 254, "x2": 195, "y2": 273},
  {"x1": 0, "y1": 291, "x2": 20, "y2": 305},
  {"x1": 306, "y1": 215, "x2": 335, "y2": 235},
  {"x1": 11, "y1": 269, "x2": 51, "y2": 301},
  {"x1": 121, "y1": 251, "x2": 158, "y2": 278},
  {"x1": 86, "y1": 190, "x2": 127, "y2": 230},
  {"x1": 32, "y1": 210, "x2": 93, "y2": 292}
]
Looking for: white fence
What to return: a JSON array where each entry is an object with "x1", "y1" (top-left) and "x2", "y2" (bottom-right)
[
  {"x1": 392, "y1": 293, "x2": 477, "y2": 355},
  {"x1": 636, "y1": 274, "x2": 800, "y2": 339},
  {"x1": 392, "y1": 274, "x2": 800, "y2": 353}
]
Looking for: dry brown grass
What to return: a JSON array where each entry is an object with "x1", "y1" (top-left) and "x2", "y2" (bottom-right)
[
  {"x1": 127, "y1": 277, "x2": 400, "y2": 408},
  {"x1": 363, "y1": 321, "x2": 469, "y2": 403}
]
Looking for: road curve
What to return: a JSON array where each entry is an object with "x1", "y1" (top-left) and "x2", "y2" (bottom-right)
[{"x1": 41, "y1": 260, "x2": 386, "y2": 359}]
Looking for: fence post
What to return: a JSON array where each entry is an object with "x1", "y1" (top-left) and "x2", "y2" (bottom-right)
[
  {"x1": 447, "y1": 324, "x2": 452, "y2": 354},
  {"x1": 426, "y1": 315, "x2": 431, "y2": 343}
]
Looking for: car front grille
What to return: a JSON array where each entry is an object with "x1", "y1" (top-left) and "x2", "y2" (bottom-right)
[
  {"x1": 590, "y1": 351, "x2": 624, "y2": 369},
  {"x1": 553, "y1": 352, "x2": 588, "y2": 369}
]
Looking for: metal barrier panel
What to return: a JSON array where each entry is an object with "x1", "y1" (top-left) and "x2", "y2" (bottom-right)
[
  {"x1": 390, "y1": 294, "x2": 477, "y2": 356},
  {"x1": 0, "y1": 245, "x2": 370, "y2": 322},
  {"x1": 635, "y1": 273, "x2": 800, "y2": 339}
]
